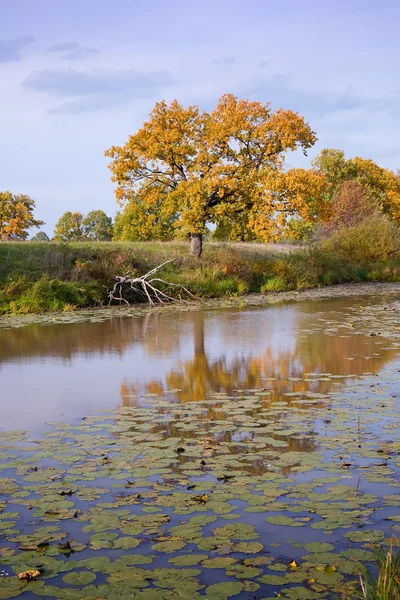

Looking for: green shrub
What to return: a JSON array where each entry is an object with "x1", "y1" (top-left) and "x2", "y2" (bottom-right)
[
  {"x1": 1, "y1": 236, "x2": 400, "y2": 314},
  {"x1": 261, "y1": 276, "x2": 289, "y2": 292},
  {"x1": 320, "y1": 216, "x2": 400, "y2": 264},
  {"x1": 5, "y1": 279, "x2": 102, "y2": 314}
]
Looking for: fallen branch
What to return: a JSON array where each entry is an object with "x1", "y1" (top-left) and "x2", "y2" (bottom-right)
[{"x1": 108, "y1": 258, "x2": 197, "y2": 306}]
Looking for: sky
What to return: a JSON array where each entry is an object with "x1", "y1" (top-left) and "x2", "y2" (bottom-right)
[{"x1": 1, "y1": 0, "x2": 400, "y2": 236}]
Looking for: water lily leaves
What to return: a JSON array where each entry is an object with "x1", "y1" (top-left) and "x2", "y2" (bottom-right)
[
  {"x1": 202, "y1": 558, "x2": 237, "y2": 569},
  {"x1": 106, "y1": 569, "x2": 150, "y2": 588},
  {"x1": 113, "y1": 537, "x2": 140, "y2": 550},
  {"x1": 242, "y1": 580, "x2": 260, "y2": 592},
  {"x1": 269, "y1": 562, "x2": 288, "y2": 571},
  {"x1": 205, "y1": 581, "x2": 243, "y2": 598},
  {"x1": 266, "y1": 516, "x2": 298, "y2": 526},
  {"x1": 313, "y1": 570, "x2": 344, "y2": 586},
  {"x1": 89, "y1": 532, "x2": 118, "y2": 549},
  {"x1": 243, "y1": 556, "x2": 272, "y2": 566},
  {"x1": 343, "y1": 529, "x2": 384, "y2": 543},
  {"x1": 151, "y1": 540, "x2": 186, "y2": 553},
  {"x1": 79, "y1": 556, "x2": 111, "y2": 571},
  {"x1": 304, "y1": 542, "x2": 335, "y2": 553},
  {"x1": 169, "y1": 554, "x2": 208, "y2": 566},
  {"x1": 1, "y1": 300, "x2": 400, "y2": 600},
  {"x1": 105, "y1": 555, "x2": 155, "y2": 572},
  {"x1": 189, "y1": 515, "x2": 217, "y2": 526},
  {"x1": 281, "y1": 587, "x2": 325, "y2": 599},
  {"x1": 211, "y1": 523, "x2": 258, "y2": 540},
  {"x1": 62, "y1": 571, "x2": 96, "y2": 585},
  {"x1": 233, "y1": 541, "x2": 263, "y2": 553},
  {"x1": 341, "y1": 548, "x2": 375, "y2": 561},
  {"x1": 225, "y1": 563, "x2": 262, "y2": 579},
  {"x1": 258, "y1": 574, "x2": 287, "y2": 585}
]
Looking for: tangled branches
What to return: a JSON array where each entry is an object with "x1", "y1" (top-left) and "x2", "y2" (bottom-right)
[{"x1": 108, "y1": 259, "x2": 196, "y2": 306}]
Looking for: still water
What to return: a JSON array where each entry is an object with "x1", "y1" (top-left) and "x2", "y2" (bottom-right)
[
  {"x1": 1, "y1": 296, "x2": 398, "y2": 431},
  {"x1": 0, "y1": 294, "x2": 399, "y2": 599}
]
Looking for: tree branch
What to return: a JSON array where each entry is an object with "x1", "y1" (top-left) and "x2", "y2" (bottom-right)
[{"x1": 108, "y1": 259, "x2": 197, "y2": 306}]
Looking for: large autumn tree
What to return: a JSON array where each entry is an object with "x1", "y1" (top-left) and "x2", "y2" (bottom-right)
[
  {"x1": 105, "y1": 94, "x2": 317, "y2": 256},
  {"x1": 0, "y1": 191, "x2": 44, "y2": 241}
]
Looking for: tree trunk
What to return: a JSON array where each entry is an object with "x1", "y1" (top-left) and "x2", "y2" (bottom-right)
[{"x1": 190, "y1": 233, "x2": 203, "y2": 258}]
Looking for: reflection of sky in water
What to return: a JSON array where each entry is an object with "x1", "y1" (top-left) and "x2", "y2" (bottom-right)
[{"x1": 0, "y1": 297, "x2": 397, "y2": 432}]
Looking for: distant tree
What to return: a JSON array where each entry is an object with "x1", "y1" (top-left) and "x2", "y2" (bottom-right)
[
  {"x1": 0, "y1": 191, "x2": 44, "y2": 241},
  {"x1": 53, "y1": 211, "x2": 83, "y2": 242},
  {"x1": 324, "y1": 181, "x2": 378, "y2": 233},
  {"x1": 82, "y1": 210, "x2": 113, "y2": 241},
  {"x1": 113, "y1": 198, "x2": 175, "y2": 241},
  {"x1": 105, "y1": 94, "x2": 316, "y2": 257},
  {"x1": 312, "y1": 149, "x2": 400, "y2": 223},
  {"x1": 31, "y1": 231, "x2": 50, "y2": 242}
]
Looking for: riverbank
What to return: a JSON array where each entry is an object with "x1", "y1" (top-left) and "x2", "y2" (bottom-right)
[
  {"x1": 1, "y1": 281, "x2": 400, "y2": 329},
  {"x1": 1, "y1": 236, "x2": 400, "y2": 315}
]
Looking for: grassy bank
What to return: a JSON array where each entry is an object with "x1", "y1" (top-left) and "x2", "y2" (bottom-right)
[{"x1": 2, "y1": 218, "x2": 400, "y2": 314}]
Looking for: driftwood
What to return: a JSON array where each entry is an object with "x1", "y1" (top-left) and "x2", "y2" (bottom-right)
[{"x1": 108, "y1": 259, "x2": 196, "y2": 306}]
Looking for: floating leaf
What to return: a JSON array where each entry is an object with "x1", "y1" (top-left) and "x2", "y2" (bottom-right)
[
  {"x1": 205, "y1": 581, "x2": 244, "y2": 598},
  {"x1": 62, "y1": 571, "x2": 96, "y2": 585},
  {"x1": 304, "y1": 542, "x2": 335, "y2": 553}
]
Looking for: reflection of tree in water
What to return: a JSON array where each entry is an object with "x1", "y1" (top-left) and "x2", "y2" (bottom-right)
[
  {"x1": 119, "y1": 310, "x2": 396, "y2": 474},
  {"x1": 121, "y1": 310, "x2": 394, "y2": 404},
  {"x1": 0, "y1": 311, "x2": 182, "y2": 365}
]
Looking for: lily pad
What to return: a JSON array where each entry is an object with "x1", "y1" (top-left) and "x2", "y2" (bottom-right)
[{"x1": 62, "y1": 571, "x2": 96, "y2": 585}]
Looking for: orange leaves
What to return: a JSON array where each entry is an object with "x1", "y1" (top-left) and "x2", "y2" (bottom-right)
[
  {"x1": 0, "y1": 191, "x2": 44, "y2": 241},
  {"x1": 105, "y1": 94, "x2": 317, "y2": 241},
  {"x1": 312, "y1": 148, "x2": 400, "y2": 228},
  {"x1": 18, "y1": 570, "x2": 40, "y2": 581}
]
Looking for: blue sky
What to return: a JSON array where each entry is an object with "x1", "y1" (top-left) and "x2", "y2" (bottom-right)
[{"x1": 1, "y1": 0, "x2": 400, "y2": 235}]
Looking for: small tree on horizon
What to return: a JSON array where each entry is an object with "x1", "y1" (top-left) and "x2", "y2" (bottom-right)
[
  {"x1": 31, "y1": 231, "x2": 50, "y2": 242},
  {"x1": 53, "y1": 211, "x2": 83, "y2": 242},
  {"x1": 0, "y1": 191, "x2": 44, "y2": 241},
  {"x1": 82, "y1": 210, "x2": 113, "y2": 241}
]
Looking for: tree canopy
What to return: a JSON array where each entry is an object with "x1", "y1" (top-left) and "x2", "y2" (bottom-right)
[
  {"x1": 105, "y1": 94, "x2": 316, "y2": 255},
  {"x1": 53, "y1": 210, "x2": 114, "y2": 242},
  {"x1": 0, "y1": 191, "x2": 44, "y2": 241},
  {"x1": 113, "y1": 196, "x2": 174, "y2": 241},
  {"x1": 31, "y1": 231, "x2": 50, "y2": 242},
  {"x1": 53, "y1": 212, "x2": 83, "y2": 242},
  {"x1": 82, "y1": 210, "x2": 113, "y2": 241},
  {"x1": 312, "y1": 148, "x2": 400, "y2": 224}
]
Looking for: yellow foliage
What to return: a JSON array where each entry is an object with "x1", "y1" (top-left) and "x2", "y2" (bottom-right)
[
  {"x1": 249, "y1": 169, "x2": 329, "y2": 242},
  {"x1": 105, "y1": 94, "x2": 316, "y2": 242},
  {"x1": 312, "y1": 149, "x2": 400, "y2": 227},
  {"x1": 0, "y1": 191, "x2": 43, "y2": 241}
]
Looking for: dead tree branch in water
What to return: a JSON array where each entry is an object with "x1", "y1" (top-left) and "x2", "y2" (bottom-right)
[{"x1": 108, "y1": 258, "x2": 196, "y2": 306}]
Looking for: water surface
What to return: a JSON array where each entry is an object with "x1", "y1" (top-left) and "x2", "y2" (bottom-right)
[{"x1": 0, "y1": 294, "x2": 399, "y2": 599}]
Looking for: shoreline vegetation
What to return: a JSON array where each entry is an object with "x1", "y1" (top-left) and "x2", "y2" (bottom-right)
[{"x1": 2, "y1": 219, "x2": 400, "y2": 316}]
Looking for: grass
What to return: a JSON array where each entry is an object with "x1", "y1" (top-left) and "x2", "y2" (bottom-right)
[
  {"x1": 342, "y1": 538, "x2": 400, "y2": 600},
  {"x1": 2, "y1": 217, "x2": 400, "y2": 314}
]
